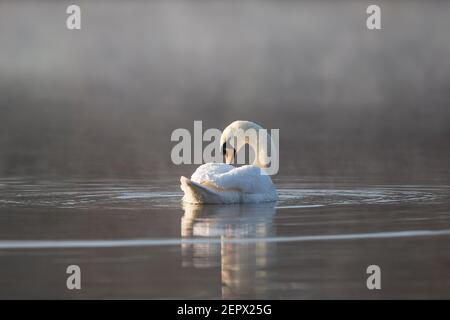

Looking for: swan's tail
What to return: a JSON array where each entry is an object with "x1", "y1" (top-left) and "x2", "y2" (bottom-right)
[{"x1": 180, "y1": 176, "x2": 222, "y2": 204}]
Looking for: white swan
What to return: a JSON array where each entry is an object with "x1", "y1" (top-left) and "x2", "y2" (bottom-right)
[{"x1": 180, "y1": 121, "x2": 278, "y2": 204}]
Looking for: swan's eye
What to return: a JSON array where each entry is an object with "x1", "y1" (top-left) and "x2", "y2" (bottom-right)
[{"x1": 222, "y1": 143, "x2": 227, "y2": 155}]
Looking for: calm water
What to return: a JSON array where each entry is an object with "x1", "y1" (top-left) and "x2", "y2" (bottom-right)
[{"x1": 0, "y1": 176, "x2": 449, "y2": 299}]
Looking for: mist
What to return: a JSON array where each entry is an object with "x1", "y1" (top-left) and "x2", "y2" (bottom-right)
[{"x1": 1, "y1": 0, "x2": 449, "y2": 180}]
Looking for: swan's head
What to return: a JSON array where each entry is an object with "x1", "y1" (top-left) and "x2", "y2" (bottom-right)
[{"x1": 220, "y1": 120, "x2": 277, "y2": 171}]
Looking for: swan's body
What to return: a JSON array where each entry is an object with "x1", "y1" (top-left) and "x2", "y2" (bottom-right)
[
  {"x1": 181, "y1": 163, "x2": 277, "y2": 204},
  {"x1": 180, "y1": 121, "x2": 278, "y2": 204}
]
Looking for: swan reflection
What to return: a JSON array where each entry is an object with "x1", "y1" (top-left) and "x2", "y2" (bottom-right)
[{"x1": 181, "y1": 202, "x2": 276, "y2": 298}]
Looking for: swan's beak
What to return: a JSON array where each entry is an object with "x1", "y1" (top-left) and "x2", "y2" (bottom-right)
[{"x1": 224, "y1": 148, "x2": 235, "y2": 164}]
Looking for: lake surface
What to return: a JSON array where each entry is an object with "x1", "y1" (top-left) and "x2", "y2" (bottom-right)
[{"x1": 0, "y1": 176, "x2": 449, "y2": 299}]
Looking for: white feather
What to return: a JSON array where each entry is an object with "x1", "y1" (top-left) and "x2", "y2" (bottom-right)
[{"x1": 180, "y1": 163, "x2": 277, "y2": 204}]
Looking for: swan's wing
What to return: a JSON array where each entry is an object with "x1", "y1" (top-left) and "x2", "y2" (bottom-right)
[
  {"x1": 180, "y1": 176, "x2": 222, "y2": 204},
  {"x1": 180, "y1": 176, "x2": 240, "y2": 204},
  {"x1": 209, "y1": 165, "x2": 273, "y2": 193}
]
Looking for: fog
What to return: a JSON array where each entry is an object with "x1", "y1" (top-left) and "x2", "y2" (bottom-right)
[{"x1": 1, "y1": 0, "x2": 449, "y2": 180}]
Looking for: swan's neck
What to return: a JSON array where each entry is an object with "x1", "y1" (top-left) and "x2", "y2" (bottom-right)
[{"x1": 221, "y1": 121, "x2": 276, "y2": 169}]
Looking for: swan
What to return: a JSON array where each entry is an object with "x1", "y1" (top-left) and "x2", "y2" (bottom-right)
[{"x1": 180, "y1": 121, "x2": 278, "y2": 204}]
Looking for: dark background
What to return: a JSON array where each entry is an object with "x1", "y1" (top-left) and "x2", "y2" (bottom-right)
[{"x1": 1, "y1": 0, "x2": 449, "y2": 180}]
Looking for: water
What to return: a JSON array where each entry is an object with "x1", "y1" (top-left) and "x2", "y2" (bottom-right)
[{"x1": 0, "y1": 176, "x2": 449, "y2": 299}]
